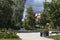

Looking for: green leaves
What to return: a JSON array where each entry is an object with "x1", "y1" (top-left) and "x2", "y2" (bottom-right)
[
  {"x1": 44, "y1": 0, "x2": 60, "y2": 28},
  {"x1": 23, "y1": 7, "x2": 35, "y2": 30},
  {"x1": 0, "y1": 0, "x2": 14, "y2": 29}
]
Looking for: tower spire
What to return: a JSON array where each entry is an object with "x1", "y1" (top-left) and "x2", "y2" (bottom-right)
[{"x1": 45, "y1": 0, "x2": 46, "y2": 2}]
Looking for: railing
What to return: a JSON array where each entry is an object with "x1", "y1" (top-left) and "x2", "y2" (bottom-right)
[{"x1": 49, "y1": 31, "x2": 60, "y2": 36}]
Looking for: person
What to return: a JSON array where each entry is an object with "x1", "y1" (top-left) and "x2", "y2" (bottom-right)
[{"x1": 40, "y1": 31, "x2": 42, "y2": 37}]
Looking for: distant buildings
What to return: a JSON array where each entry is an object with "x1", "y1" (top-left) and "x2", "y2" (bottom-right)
[
  {"x1": 23, "y1": 12, "x2": 42, "y2": 21},
  {"x1": 35, "y1": 12, "x2": 42, "y2": 21}
]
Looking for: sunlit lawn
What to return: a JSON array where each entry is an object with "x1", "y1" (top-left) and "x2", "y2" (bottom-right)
[
  {"x1": 46, "y1": 35, "x2": 60, "y2": 40},
  {"x1": 0, "y1": 38, "x2": 20, "y2": 40}
]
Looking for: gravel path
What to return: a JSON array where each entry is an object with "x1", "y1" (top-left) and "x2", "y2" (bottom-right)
[{"x1": 17, "y1": 32, "x2": 54, "y2": 40}]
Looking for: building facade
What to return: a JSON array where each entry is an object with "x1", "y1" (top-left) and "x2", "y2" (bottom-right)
[{"x1": 35, "y1": 12, "x2": 42, "y2": 21}]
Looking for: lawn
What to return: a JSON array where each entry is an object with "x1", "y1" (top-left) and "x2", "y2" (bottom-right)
[
  {"x1": 0, "y1": 38, "x2": 21, "y2": 40},
  {"x1": 46, "y1": 35, "x2": 60, "y2": 40}
]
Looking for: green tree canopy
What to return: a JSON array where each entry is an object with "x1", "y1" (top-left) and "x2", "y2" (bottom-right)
[
  {"x1": 23, "y1": 7, "x2": 36, "y2": 30},
  {"x1": 0, "y1": 0, "x2": 14, "y2": 29},
  {"x1": 44, "y1": 0, "x2": 60, "y2": 28},
  {"x1": 11, "y1": 0, "x2": 26, "y2": 29}
]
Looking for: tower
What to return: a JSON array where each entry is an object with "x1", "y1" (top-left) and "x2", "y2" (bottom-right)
[{"x1": 45, "y1": 0, "x2": 46, "y2": 2}]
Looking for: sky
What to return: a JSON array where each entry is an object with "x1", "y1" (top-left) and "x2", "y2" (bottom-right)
[{"x1": 23, "y1": 0, "x2": 51, "y2": 19}]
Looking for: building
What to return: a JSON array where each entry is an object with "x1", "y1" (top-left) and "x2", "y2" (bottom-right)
[{"x1": 35, "y1": 12, "x2": 42, "y2": 21}]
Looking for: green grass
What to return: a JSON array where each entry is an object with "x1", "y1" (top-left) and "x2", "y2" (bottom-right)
[
  {"x1": 0, "y1": 38, "x2": 21, "y2": 40},
  {"x1": 46, "y1": 35, "x2": 60, "y2": 40}
]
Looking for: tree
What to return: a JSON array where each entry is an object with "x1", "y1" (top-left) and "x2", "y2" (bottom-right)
[
  {"x1": 11, "y1": 0, "x2": 26, "y2": 29},
  {"x1": 23, "y1": 7, "x2": 36, "y2": 30},
  {"x1": 37, "y1": 13, "x2": 47, "y2": 28},
  {"x1": 0, "y1": 0, "x2": 26, "y2": 30},
  {"x1": 44, "y1": 0, "x2": 60, "y2": 28},
  {"x1": 0, "y1": 0, "x2": 14, "y2": 29}
]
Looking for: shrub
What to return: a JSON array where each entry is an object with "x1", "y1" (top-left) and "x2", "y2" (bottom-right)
[{"x1": 0, "y1": 29, "x2": 19, "y2": 39}]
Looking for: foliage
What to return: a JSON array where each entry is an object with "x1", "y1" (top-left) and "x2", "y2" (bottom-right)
[
  {"x1": 37, "y1": 13, "x2": 47, "y2": 28},
  {"x1": 44, "y1": 0, "x2": 60, "y2": 28},
  {"x1": 0, "y1": 0, "x2": 14, "y2": 29},
  {"x1": 11, "y1": 0, "x2": 26, "y2": 29},
  {"x1": 0, "y1": 29, "x2": 19, "y2": 39},
  {"x1": 23, "y1": 7, "x2": 36, "y2": 30},
  {"x1": 0, "y1": 0, "x2": 26, "y2": 30}
]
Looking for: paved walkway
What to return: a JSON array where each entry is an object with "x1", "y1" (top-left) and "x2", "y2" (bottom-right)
[{"x1": 17, "y1": 32, "x2": 54, "y2": 40}]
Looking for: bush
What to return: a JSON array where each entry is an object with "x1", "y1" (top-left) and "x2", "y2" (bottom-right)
[{"x1": 0, "y1": 29, "x2": 19, "y2": 39}]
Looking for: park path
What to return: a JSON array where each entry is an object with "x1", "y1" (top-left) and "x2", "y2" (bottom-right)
[{"x1": 17, "y1": 32, "x2": 54, "y2": 40}]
